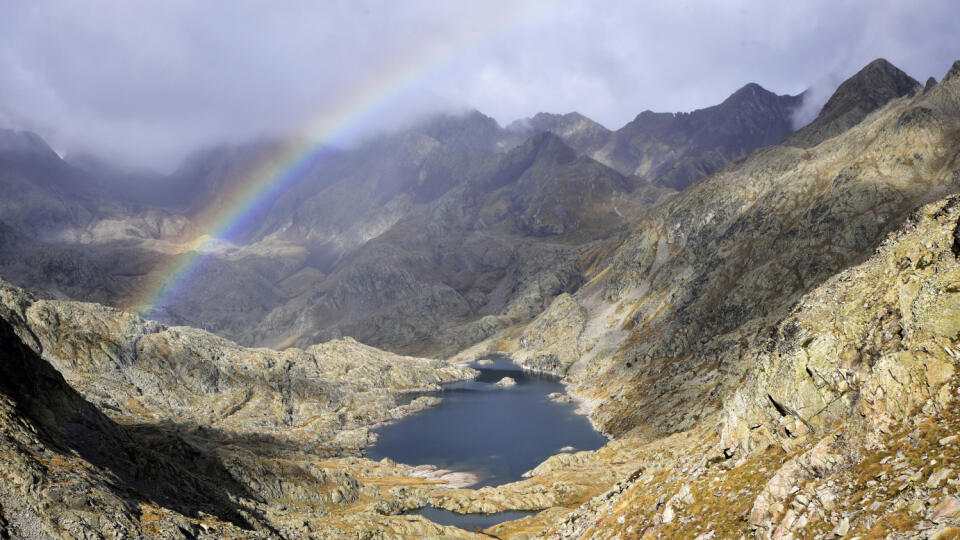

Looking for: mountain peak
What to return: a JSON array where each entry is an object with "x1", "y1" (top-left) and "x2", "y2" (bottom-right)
[
  {"x1": 414, "y1": 109, "x2": 503, "y2": 152},
  {"x1": 944, "y1": 60, "x2": 960, "y2": 83},
  {"x1": 418, "y1": 109, "x2": 499, "y2": 131},
  {"x1": 785, "y1": 58, "x2": 920, "y2": 148},
  {"x1": 505, "y1": 111, "x2": 611, "y2": 157},
  {"x1": 627, "y1": 109, "x2": 674, "y2": 129},
  {"x1": 478, "y1": 131, "x2": 577, "y2": 193},
  {"x1": 521, "y1": 131, "x2": 578, "y2": 164},
  {"x1": 508, "y1": 111, "x2": 608, "y2": 133},
  {"x1": 725, "y1": 82, "x2": 770, "y2": 100},
  {"x1": 819, "y1": 58, "x2": 919, "y2": 116},
  {"x1": 0, "y1": 129, "x2": 60, "y2": 161},
  {"x1": 717, "y1": 83, "x2": 793, "y2": 112}
]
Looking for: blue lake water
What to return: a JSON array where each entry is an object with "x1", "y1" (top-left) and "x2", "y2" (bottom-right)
[{"x1": 367, "y1": 357, "x2": 608, "y2": 488}]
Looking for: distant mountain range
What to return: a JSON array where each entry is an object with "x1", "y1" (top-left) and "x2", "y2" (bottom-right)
[{"x1": 0, "y1": 65, "x2": 864, "y2": 355}]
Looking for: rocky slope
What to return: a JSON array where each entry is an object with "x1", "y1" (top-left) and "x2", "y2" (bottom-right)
[
  {"x1": 256, "y1": 133, "x2": 673, "y2": 354},
  {"x1": 0, "y1": 277, "x2": 493, "y2": 538},
  {"x1": 448, "y1": 58, "x2": 960, "y2": 535},
  {"x1": 532, "y1": 57, "x2": 960, "y2": 443},
  {"x1": 0, "y1": 278, "x2": 474, "y2": 456},
  {"x1": 3, "y1": 195, "x2": 959, "y2": 539},
  {"x1": 507, "y1": 112, "x2": 612, "y2": 157},
  {"x1": 538, "y1": 194, "x2": 960, "y2": 540}
]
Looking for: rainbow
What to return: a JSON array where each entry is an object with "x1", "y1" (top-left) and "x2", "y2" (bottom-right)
[{"x1": 127, "y1": 3, "x2": 549, "y2": 315}]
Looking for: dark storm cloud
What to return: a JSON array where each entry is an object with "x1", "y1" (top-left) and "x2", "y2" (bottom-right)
[{"x1": 1, "y1": 0, "x2": 958, "y2": 170}]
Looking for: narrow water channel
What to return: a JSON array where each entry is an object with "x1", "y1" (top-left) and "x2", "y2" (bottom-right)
[
  {"x1": 367, "y1": 357, "x2": 607, "y2": 488},
  {"x1": 414, "y1": 505, "x2": 537, "y2": 533}
]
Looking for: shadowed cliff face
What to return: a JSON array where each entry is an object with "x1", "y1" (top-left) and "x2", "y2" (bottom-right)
[
  {"x1": 600, "y1": 83, "x2": 803, "y2": 190},
  {"x1": 0, "y1": 308, "x2": 263, "y2": 537}
]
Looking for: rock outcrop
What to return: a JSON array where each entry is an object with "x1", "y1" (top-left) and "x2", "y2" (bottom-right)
[
  {"x1": 513, "y1": 293, "x2": 587, "y2": 375},
  {"x1": 720, "y1": 196, "x2": 960, "y2": 457},
  {"x1": 0, "y1": 278, "x2": 495, "y2": 538},
  {"x1": 0, "y1": 279, "x2": 475, "y2": 455}
]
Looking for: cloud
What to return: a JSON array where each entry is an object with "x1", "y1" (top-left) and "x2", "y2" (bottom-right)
[
  {"x1": 791, "y1": 73, "x2": 845, "y2": 130},
  {"x1": 0, "y1": 0, "x2": 958, "y2": 170}
]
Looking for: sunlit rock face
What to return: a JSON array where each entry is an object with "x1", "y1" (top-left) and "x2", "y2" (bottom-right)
[{"x1": 537, "y1": 195, "x2": 960, "y2": 540}]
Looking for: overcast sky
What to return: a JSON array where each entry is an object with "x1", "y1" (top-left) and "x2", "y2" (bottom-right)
[{"x1": 1, "y1": 0, "x2": 958, "y2": 171}]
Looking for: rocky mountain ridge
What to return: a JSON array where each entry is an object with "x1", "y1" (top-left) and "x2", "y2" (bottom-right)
[{"x1": 511, "y1": 82, "x2": 803, "y2": 191}]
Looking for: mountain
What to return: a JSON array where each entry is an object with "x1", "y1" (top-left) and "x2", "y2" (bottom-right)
[
  {"x1": 542, "y1": 193, "x2": 960, "y2": 539},
  {"x1": 512, "y1": 83, "x2": 803, "y2": 191},
  {"x1": 0, "y1": 129, "x2": 90, "y2": 235},
  {"x1": 0, "y1": 60, "x2": 934, "y2": 361},
  {"x1": 478, "y1": 58, "x2": 960, "y2": 439},
  {"x1": 0, "y1": 110, "x2": 666, "y2": 354},
  {"x1": 599, "y1": 82, "x2": 803, "y2": 190},
  {"x1": 506, "y1": 111, "x2": 612, "y2": 156},
  {"x1": 0, "y1": 277, "x2": 479, "y2": 537},
  {"x1": 0, "y1": 81, "x2": 814, "y2": 356},
  {"x1": 785, "y1": 58, "x2": 921, "y2": 147},
  {"x1": 251, "y1": 133, "x2": 672, "y2": 354},
  {"x1": 461, "y1": 58, "x2": 960, "y2": 538}
]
